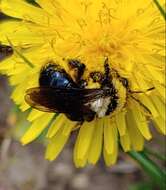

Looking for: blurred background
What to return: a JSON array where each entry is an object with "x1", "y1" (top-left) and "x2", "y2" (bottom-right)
[{"x1": 0, "y1": 11, "x2": 165, "y2": 190}]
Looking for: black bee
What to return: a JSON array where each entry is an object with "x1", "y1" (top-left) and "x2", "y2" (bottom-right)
[
  {"x1": 25, "y1": 59, "x2": 154, "y2": 122},
  {"x1": 25, "y1": 59, "x2": 120, "y2": 122},
  {"x1": 0, "y1": 44, "x2": 13, "y2": 60}
]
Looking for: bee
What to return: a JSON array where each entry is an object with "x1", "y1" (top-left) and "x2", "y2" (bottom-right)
[
  {"x1": 25, "y1": 58, "x2": 154, "y2": 122},
  {"x1": 0, "y1": 44, "x2": 13, "y2": 60}
]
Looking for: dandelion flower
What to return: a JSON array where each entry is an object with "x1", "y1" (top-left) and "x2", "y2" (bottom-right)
[{"x1": 0, "y1": 0, "x2": 165, "y2": 167}]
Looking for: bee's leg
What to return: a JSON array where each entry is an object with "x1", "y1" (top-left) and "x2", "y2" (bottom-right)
[
  {"x1": 119, "y1": 76, "x2": 155, "y2": 93},
  {"x1": 104, "y1": 58, "x2": 110, "y2": 80},
  {"x1": 127, "y1": 85, "x2": 155, "y2": 114},
  {"x1": 130, "y1": 94, "x2": 151, "y2": 114},
  {"x1": 119, "y1": 77, "x2": 129, "y2": 88},
  {"x1": 129, "y1": 87, "x2": 155, "y2": 94},
  {"x1": 101, "y1": 58, "x2": 112, "y2": 87},
  {"x1": 68, "y1": 59, "x2": 85, "y2": 81}
]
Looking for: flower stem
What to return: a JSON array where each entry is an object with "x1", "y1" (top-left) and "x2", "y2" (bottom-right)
[{"x1": 128, "y1": 151, "x2": 166, "y2": 189}]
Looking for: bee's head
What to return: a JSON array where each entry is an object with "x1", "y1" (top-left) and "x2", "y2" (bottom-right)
[{"x1": 87, "y1": 58, "x2": 113, "y2": 89}]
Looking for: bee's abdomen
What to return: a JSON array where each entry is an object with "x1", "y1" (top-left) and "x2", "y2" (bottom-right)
[{"x1": 39, "y1": 63, "x2": 78, "y2": 88}]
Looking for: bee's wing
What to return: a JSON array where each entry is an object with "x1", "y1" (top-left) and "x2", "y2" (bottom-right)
[{"x1": 25, "y1": 87, "x2": 105, "y2": 113}]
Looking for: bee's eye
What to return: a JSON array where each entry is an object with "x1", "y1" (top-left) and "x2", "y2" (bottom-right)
[{"x1": 90, "y1": 72, "x2": 103, "y2": 82}]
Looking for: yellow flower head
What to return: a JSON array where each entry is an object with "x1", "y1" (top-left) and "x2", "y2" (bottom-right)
[{"x1": 0, "y1": 0, "x2": 165, "y2": 167}]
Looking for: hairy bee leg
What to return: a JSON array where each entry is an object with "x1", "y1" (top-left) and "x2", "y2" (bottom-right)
[
  {"x1": 105, "y1": 60, "x2": 129, "y2": 88},
  {"x1": 118, "y1": 75, "x2": 155, "y2": 94},
  {"x1": 119, "y1": 78, "x2": 129, "y2": 88},
  {"x1": 104, "y1": 58, "x2": 110, "y2": 78},
  {"x1": 101, "y1": 58, "x2": 113, "y2": 87},
  {"x1": 129, "y1": 87, "x2": 155, "y2": 94},
  {"x1": 130, "y1": 94, "x2": 152, "y2": 114}
]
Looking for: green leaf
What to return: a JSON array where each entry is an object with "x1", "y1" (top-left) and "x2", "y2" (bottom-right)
[
  {"x1": 128, "y1": 151, "x2": 166, "y2": 190},
  {"x1": 128, "y1": 182, "x2": 153, "y2": 190},
  {"x1": 153, "y1": 0, "x2": 166, "y2": 20}
]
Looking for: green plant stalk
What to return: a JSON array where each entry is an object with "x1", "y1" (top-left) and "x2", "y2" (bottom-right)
[
  {"x1": 128, "y1": 151, "x2": 165, "y2": 189},
  {"x1": 153, "y1": 0, "x2": 166, "y2": 20}
]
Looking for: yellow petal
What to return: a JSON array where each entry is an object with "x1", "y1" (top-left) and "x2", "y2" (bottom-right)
[
  {"x1": 150, "y1": 95, "x2": 166, "y2": 121},
  {"x1": 36, "y1": 0, "x2": 59, "y2": 16},
  {"x1": 88, "y1": 119, "x2": 104, "y2": 164},
  {"x1": 46, "y1": 114, "x2": 66, "y2": 138},
  {"x1": 21, "y1": 113, "x2": 54, "y2": 144},
  {"x1": 62, "y1": 119, "x2": 76, "y2": 136},
  {"x1": 74, "y1": 121, "x2": 95, "y2": 160},
  {"x1": 104, "y1": 117, "x2": 117, "y2": 154},
  {"x1": 19, "y1": 101, "x2": 29, "y2": 111},
  {"x1": 154, "y1": 82, "x2": 166, "y2": 100},
  {"x1": 27, "y1": 109, "x2": 44, "y2": 122},
  {"x1": 103, "y1": 144, "x2": 118, "y2": 166},
  {"x1": 103, "y1": 121, "x2": 118, "y2": 166},
  {"x1": 9, "y1": 71, "x2": 28, "y2": 85},
  {"x1": 138, "y1": 94, "x2": 159, "y2": 118},
  {"x1": 74, "y1": 152, "x2": 88, "y2": 168},
  {"x1": 147, "y1": 65, "x2": 164, "y2": 85},
  {"x1": 73, "y1": 130, "x2": 88, "y2": 168},
  {"x1": 45, "y1": 125, "x2": 71, "y2": 161},
  {"x1": 0, "y1": 20, "x2": 45, "y2": 45},
  {"x1": 115, "y1": 111, "x2": 126, "y2": 136},
  {"x1": 134, "y1": 72, "x2": 152, "y2": 91},
  {"x1": 11, "y1": 82, "x2": 27, "y2": 105},
  {"x1": 0, "y1": 55, "x2": 16, "y2": 72},
  {"x1": 153, "y1": 116, "x2": 166, "y2": 135},
  {"x1": 120, "y1": 130, "x2": 131, "y2": 152},
  {"x1": 130, "y1": 103, "x2": 152, "y2": 140},
  {"x1": 126, "y1": 109, "x2": 145, "y2": 151},
  {"x1": 0, "y1": 0, "x2": 48, "y2": 24}
]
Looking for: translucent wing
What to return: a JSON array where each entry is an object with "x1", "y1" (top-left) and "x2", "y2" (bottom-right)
[{"x1": 25, "y1": 87, "x2": 105, "y2": 113}]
